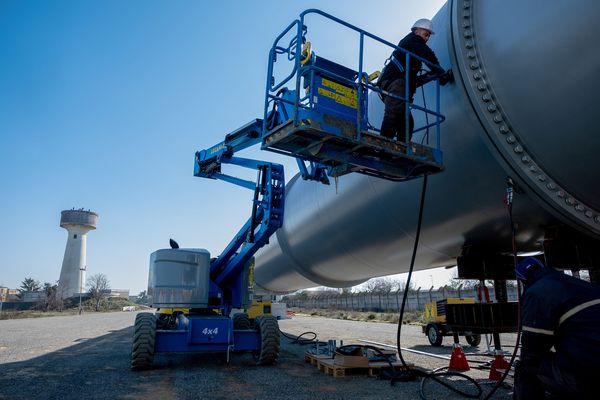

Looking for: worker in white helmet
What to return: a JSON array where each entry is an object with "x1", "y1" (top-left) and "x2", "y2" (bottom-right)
[{"x1": 378, "y1": 18, "x2": 451, "y2": 143}]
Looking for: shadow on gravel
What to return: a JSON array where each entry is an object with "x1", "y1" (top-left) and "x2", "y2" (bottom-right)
[
  {"x1": 0, "y1": 326, "x2": 139, "y2": 400},
  {"x1": 0, "y1": 326, "x2": 339, "y2": 400},
  {"x1": 408, "y1": 343, "x2": 490, "y2": 358},
  {"x1": 409, "y1": 344, "x2": 455, "y2": 355},
  {"x1": 0, "y1": 327, "x2": 508, "y2": 400}
]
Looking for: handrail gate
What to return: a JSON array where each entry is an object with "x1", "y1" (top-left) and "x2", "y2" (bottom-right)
[{"x1": 261, "y1": 9, "x2": 446, "y2": 182}]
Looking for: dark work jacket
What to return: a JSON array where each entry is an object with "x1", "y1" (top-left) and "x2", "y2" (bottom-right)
[
  {"x1": 520, "y1": 268, "x2": 600, "y2": 378},
  {"x1": 379, "y1": 32, "x2": 444, "y2": 97}
]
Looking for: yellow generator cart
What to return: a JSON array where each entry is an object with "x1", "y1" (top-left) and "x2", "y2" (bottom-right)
[
  {"x1": 422, "y1": 298, "x2": 482, "y2": 347},
  {"x1": 247, "y1": 299, "x2": 272, "y2": 320}
]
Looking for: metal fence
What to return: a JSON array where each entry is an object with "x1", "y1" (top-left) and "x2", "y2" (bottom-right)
[
  {"x1": 284, "y1": 286, "x2": 518, "y2": 313},
  {"x1": 0, "y1": 301, "x2": 37, "y2": 311}
]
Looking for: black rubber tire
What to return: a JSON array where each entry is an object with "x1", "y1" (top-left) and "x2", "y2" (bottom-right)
[
  {"x1": 134, "y1": 312, "x2": 144, "y2": 324},
  {"x1": 233, "y1": 313, "x2": 252, "y2": 330},
  {"x1": 131, "y1": 312, "x2": 156, "y2": 370},
  {"x1": 426, "y1": 323, "x2": 443, "y2": 347},
  {"x1": 252, "y1": 316, "x2": 280, "y2": 365},
  {"x1": 465, "y1": 334, "x2": 482, "y2": 347}
]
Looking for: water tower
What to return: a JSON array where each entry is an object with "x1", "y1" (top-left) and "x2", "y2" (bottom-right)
[{"x1": 58, "y1": 209, "x2": 98, "y2": 299}]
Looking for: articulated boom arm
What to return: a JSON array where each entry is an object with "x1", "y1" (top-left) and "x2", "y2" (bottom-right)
[
  {"x1": 195, "y1": 128, "x2": 285, "y2": 289},
  {"x1": 194, "y1": 119, "x2": 263, "y2": 185},
  {"x1": 209, "y1": 159, "x2": 284, "y2": 286}
]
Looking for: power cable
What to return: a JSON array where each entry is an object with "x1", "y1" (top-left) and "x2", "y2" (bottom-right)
[
  {"x1": 278, "y1": 327, "x2": 330, "y2": 356},
  {"x1": 391, "y1": 174, "x2": 483, "y2": 399},
  {"x1": 279, "y1": 329, "x2": 319, "y2": 344},
  {"x1": 481, "y1": 178, "x2": 523, "y2": 399},
  {"x1": 337, "y1": 344, "x2": 397, "y2": 370},
  {"x1": 395, "y1": 173, "x2": 429, "y2": 372},
  {"x1": 419, "y1": 79, "x2": 430, "y2": 146}
]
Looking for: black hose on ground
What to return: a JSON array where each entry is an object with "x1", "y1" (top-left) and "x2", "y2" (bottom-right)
[
  {"x1": 279, "y1": 329, "x2": 319, "y2": 345},
  {"x1": 278, "y1": 327, "x2": 329, "y2": 356},
  {"x1": 337, "y1": 344, "x2": 397, "y2": 370}
]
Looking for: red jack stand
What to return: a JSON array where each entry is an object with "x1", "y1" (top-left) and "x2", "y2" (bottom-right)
[
  {"x1": 449, "y1": 343, "x2": 470, "y2": 371},
  {"x1": 489, "y1": 351, "x2": 510, "y2": 380}
]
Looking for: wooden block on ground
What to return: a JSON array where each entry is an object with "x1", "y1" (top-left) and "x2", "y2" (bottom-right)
[
  {"x1": 366, "y1": 361, "x2": 413, "y2": 377},
  {"x1": 314, "y1": 358, "x2": 414, "y2": 378},
  {"x1": 304, "y1": 352, "x2": 332, "y2": 366},
  {"x1": 317, "y1": 358, "x2": 347, "y2": 378}
]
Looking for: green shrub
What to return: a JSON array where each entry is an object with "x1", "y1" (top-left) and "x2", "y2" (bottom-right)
[{"x1": 82, "y1": 297, "x2": 137, "y2": 312}]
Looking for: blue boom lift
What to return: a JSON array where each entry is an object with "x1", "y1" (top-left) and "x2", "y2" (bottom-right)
[{"x1": 131, "y1": 9, "x2": 446, "y2": 370}]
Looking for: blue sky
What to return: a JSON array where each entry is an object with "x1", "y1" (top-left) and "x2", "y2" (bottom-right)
[{"x1": 0, "y1": 0, "x2": 448, "y2": 294}]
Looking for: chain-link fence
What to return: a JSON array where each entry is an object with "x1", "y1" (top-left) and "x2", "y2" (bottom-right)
[{"x1": 284, "y1": 286, "x2": 518, "y2": 313}]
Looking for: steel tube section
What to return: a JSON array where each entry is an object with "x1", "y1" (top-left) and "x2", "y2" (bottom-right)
[
  {"x1": 357, "y1": 32, "x2": 364, "y2": 140},
  {"x1": 254, "y1": 0, "x2": 600, "y2": 293}
]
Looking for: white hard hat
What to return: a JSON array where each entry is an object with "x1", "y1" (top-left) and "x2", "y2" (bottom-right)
[{"x1": 412, "y1": 18, "x2": 434, "y2": 34}]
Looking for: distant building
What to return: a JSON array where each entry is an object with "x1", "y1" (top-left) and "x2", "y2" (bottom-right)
[
  {"x1": 103, "y1": 289, "x2": 130, "y2": 299},
  {"x1": 0, "y1": 288, "x2": 41, "y2": 312},
  {"x1": 19, "y1": 291, "x2": 45, "y2": 302},
  {"x1": 0, "y1": 287, "x2": 19, "y2": 302}
]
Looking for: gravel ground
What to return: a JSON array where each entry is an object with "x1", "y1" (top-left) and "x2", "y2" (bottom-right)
[{"x1": 0, "y1": 312, "x2": 515, "y2": 399}]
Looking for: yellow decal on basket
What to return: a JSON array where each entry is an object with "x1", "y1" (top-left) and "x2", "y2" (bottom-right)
[
  {"x1": 321, "y1": 78, "x2": 357, "y2": 97},
  {"x1": 317, "y1": 87, "x2": 357, "y2": 109}
]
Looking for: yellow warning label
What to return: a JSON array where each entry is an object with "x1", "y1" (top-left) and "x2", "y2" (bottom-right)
[
  {"x1": 321, "y1": 78, "x2": 356, "y2": 97},
  {"x1": 424, "y1": 303, "x2": 434, "y2": 321},
  {"x1": 317, "y1": 78, "x2": 358, "y2": 109},
  {"x1": 317, "y1": 87, "x2": 357, "y2": 109}
]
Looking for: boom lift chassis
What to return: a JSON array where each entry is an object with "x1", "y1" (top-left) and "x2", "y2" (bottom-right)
[{"x1": 131, "y1": 9, "x2": 446, "y2": 370}]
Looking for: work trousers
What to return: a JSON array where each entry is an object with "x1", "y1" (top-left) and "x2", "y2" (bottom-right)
[
  {"x1": 513, "y1": 357, "x2": 594, "y2": 400},
  {"x1": 380, "y1": 78, "x2": 414, "y2": 142}
]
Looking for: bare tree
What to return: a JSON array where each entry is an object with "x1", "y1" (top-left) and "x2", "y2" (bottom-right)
[
  {"x1": 364, "y1": 277, "x2": 396, "y2": 293},
  {"x1": 447, "y1": 270, "x2": 479, "y2": 290},
  {"x1": 393, "y1": 279, "x2": 416, "y2": 292},
  {"x1": 339, "y1": 287, "x2": 352, "y2": 295},
  {"x1": 362, "y1": 277, "x2": 416, "y2": 293},
  {"x1": 40, "y1": 282, "x2": 63, "y2": 311},
  {"x1": 295, "y1": 290, "x2": 309, "y2": 300},
  {"x1": 87, "y1": 273, "x2": 110, "y2": 311},
  {"x1": 446, "y1": 269, "x2": 519, "y2": 290},
  {"x1": 135, "y1": 290, "x2": 148, "y2": 305}
]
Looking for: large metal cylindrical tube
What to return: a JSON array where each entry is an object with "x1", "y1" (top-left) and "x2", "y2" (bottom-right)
[{"x1": 254, "y1": 0, "x2": 600, "y2": 293}]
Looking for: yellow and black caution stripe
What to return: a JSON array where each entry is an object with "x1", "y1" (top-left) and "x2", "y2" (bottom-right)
[{"x1": 317, "y1": 78, "x2": 358, "y2": 109}]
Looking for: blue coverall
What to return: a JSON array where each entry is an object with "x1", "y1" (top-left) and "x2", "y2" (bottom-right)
[{"x1": 515, "y1": 267, "x2": 600, "y2": 399}]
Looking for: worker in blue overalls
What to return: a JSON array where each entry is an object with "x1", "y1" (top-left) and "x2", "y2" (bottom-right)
[
  {"x1": 514, "y1": 256, "x2": 600, "y2": 399},
  {"x1": 378, "y1": 19, "x2": 449, "y2": 143}
]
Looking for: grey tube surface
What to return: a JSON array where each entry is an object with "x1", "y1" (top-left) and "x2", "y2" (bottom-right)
[{"x1": 254, "y1": 0, "x2": 600, "y2": 293}]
